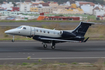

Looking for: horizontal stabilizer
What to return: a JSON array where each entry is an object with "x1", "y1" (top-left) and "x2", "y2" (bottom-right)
[{"x1": 83, "y1": 37, "x2": 89, "y2": 42}]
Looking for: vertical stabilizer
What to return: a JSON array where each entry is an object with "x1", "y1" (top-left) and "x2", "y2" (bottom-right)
[{"x1": 72, "y1": 22, "x2": 94, "y2": 36}]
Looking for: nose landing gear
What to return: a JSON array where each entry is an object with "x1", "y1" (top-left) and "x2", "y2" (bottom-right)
[{"x1": 12, "y1": 36, "x2": 15, "y2": 42}]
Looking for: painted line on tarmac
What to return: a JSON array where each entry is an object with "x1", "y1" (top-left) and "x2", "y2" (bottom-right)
[{"x1": 0, "y1": 57, "x2": 104, "y2": 60}]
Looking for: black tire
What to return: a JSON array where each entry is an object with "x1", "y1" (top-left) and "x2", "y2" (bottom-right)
[
  {"x1": 43, "y1": 44, "x2": 47, "y2": 48},
  {"x1": 51, "y1": 46, "x2": 55, "y2": 49},
  {"x1": 12, "y1": 40, "x2": 14, "y2": 42}
]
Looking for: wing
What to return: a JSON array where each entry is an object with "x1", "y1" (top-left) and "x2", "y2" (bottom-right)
[{"x1": 39, "y1": 37, "x2": 80, "y2": 42}]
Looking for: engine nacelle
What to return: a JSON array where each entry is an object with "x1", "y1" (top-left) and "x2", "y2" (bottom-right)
[{"x1": 61, "y1": 31, "x2": 76, "y2": 38}]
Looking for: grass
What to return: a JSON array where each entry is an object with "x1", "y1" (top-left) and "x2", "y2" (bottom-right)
[
  {"x1": 92, "y1": 20, "x2": 105, "y2": 23},
  {"x1": 33, "y1": 63, "x2": 38, "y2": 65},
  {"x1": 22, "y1": 62, "x2": 28, "y2": 66},
  {"x1": 72, "y1": 62, "x2": 78, "y2": 65},
  {"x1": 0, "y1": 20, "x2": 81, "y2": 23},
  {"x1": 1, "y1": 18, "x2": 105, "y2": 23},
  {"x1": 0, "y1": 20, "x2": 104, "y2": 23},
  {"x1": 38, "y1": 59, "x2": 42, "y2": 62},
  {"x1": 27, "y1": 56, "x2": 31, "y2": 60},
  {"x1": 0, "y1": 59, "x2": 104, "y2": 70},
  {"x1": 58, "y1": 63, "x2": 68, "y2": 65}
]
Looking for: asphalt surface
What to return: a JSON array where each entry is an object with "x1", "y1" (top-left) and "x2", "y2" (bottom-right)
[
  {"x1": 0, "y1": 41, "x2": 105, "y2": 64},
  {"x1": 0, "y1": 22, "x2": 79, "y2": 26},
  {"x1": 0, "y1": 22, "x2": 103, "y2": 26}
]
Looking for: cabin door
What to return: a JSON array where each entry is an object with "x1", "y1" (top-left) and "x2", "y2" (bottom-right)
[{"x1": 30, "y1": 27, "x2": 35, "y2": 36}]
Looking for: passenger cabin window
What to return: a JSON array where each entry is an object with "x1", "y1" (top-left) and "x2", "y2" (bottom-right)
[
  {"x1": 36, "y1": 30, "x2": 38, "y2": 32},
  {"x1": 60, "y1": 31, "x2": 62, "y2": 34},
  {"x1": 44, "y1": 31, "x2": 45, "y2": 33},
  {"x1": 48, "y1": 31, "x2": 49, "y2": 34}
]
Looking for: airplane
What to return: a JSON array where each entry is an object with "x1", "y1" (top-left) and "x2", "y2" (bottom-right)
[{"x1": 5, "y1": 22, "x2": 94, "y2": 49}]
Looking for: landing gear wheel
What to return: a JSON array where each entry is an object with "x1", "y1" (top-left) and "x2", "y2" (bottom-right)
[
  {"x1": 12, "y1": 40, "x2": 15, "y2": 42},
  {"x1": 43, "y1": 44, "x2": 47, "y2": 48},
  {"x1": 51, "y1": 46, "x2": 55, "y2": 49}
]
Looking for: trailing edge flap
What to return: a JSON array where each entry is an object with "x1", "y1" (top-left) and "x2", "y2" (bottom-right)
[{"x1": 39, "y1": 37, "x2": 79, "y2": 42}]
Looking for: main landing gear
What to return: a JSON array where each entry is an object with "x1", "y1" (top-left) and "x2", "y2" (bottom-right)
[
  {"x1": 51, "y1": 41, "x2": 55, "y2": 49},
  {"x1": 42, "y1": 41, "x2": 56, "y2": 49},
  {"x1": 51, "y1": 45, "x2": 55, "y2": 49},
  {"x1": 42, "y1": 43, "x2": 47, "y2": 48}
]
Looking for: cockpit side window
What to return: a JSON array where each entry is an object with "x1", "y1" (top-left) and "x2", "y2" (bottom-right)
[{"x1": 23, "y1": 27, "x2": 26, "y2": 29}]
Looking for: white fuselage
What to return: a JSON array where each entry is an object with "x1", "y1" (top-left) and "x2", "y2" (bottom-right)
[{"x1": 5, "y1": 25, "x2": 63, "y2": 38}]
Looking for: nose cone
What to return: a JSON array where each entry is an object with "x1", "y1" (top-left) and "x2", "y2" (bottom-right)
[
  {"x1": 5, "y1": 30, "x2": 14, "y2": 35},
  {"x1": 5, "y1": 30, "x2": 10, "y2": 34},
  {"x1": 5, "y1": 29, "x2": 19, "y2": 35}
]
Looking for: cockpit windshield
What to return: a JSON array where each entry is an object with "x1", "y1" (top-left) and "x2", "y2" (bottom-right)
[
  {"x1": 16, "y1": 26, "x2": 23, "y2": 29},
  {"x1": 16, "y1": 26, "x2": 26, "y2": 30}
]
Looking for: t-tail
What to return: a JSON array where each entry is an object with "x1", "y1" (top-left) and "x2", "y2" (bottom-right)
[{"x1": 72, "y1": 22, "x2": 94, "y2": 42}]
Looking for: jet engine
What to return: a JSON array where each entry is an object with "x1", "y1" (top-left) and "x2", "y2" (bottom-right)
[{"x1": 61, "y1": 31, "x2": 76, "y2": 38}]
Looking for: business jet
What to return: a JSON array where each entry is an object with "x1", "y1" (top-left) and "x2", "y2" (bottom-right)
[{"x1": 5, "y1": 22, "x2": 94, "y2": 49}]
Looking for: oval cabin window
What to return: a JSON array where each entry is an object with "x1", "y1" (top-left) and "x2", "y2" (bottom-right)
[
  {"x1": 48, "y1": 31, "x2": 49, "y2": 34},
  {"x1": 36, "y1": 30, "x2": 38, "y2": 32}
]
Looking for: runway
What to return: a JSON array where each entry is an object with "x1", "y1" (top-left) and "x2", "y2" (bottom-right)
[
  {"x1": 0, "y1": 22, "x2": 103, "y2": 26},
  {"x1": 0, "y1": 22, "x2": 79, "y2": 26},
  {"x1": 0, "y1": 41, "x2": 105, "y2": 64}
]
